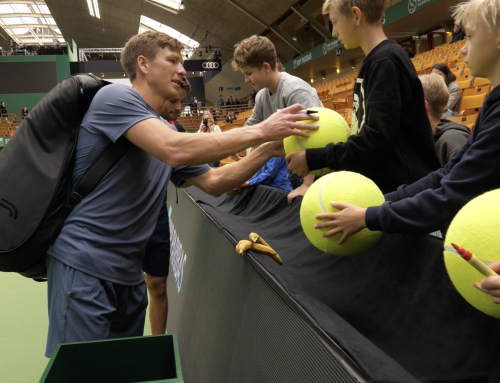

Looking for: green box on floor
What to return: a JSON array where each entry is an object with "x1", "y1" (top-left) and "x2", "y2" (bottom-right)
[
  {"x1": 39, "y1": 334, "x2": 183, "y2": 383},
  {"x1": 0, "y1": 137, "x2": 4, "y2": 148}
]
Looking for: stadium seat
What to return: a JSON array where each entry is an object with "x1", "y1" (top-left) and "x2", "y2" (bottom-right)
[
  {"x1": 462, "y1": 85, "x2": 491, "y2": 97},
  {"x1": 459, "y1": 93, "x2": 487, "y2": 116}
]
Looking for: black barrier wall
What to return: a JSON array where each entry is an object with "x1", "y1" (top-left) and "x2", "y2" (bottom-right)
[
  {"x1": 166, "y1": 182, "x2": 368, "y2": 383},
  {"x1": 168, "y1": 183, "x2": 500, "y2": 383}
]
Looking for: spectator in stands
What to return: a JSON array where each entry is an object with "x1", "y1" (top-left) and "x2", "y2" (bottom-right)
[
  {"x1": 420, "y1": 73, "x2": 471, "y2": 166},
  {"x1": 44, "y1": 30, "x2": 318, "y2": 357},
  {"x1": 226, "y1": 97, "x2": 233, "y2": 106},
  {"x1": 451, "y1": 23, "x2": 465, "y2": 43},
  {"x1": 191, "y1": 97, "x2": 198, "y2": 115},
  {"x1": 217, "y1": 94, "x2": 224, "y2": 111},
  {"x1": 144, "y1": 76, "x2": 191, "y2": 335},
  {"x1": 1, "y1": 102, "x2": 7, "y2": 121},
  {"x1": 431, "y1": 63, "x2": 459, "y2": 115},
  {"x1": 232, "y1": 35, "x2": 319, "y2": 203},
  {"x1": 226, "y1": 111, "x2": 236, "y2": 123},
  {"x1": 229, "y1": 96, "x2": 234, "y2": 105},
  {"x1": 21, "y1": 107, "x2": 28, "y2": 119},
  {"x1": 198, "y1": 112, "x2": 222, "y2": 167},
  {"x1": 309, "y1": 0, "x2": 500, "y2": 295},
  {"x1": 286, "y1": 0, "x2": 440, "y2": 194}
]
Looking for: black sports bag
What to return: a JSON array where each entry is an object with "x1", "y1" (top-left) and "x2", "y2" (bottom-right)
[{"x1": 0, "y1": 73, "x2": 130, "y2": 280}]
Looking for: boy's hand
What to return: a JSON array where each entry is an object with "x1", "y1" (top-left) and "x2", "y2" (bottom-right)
[
  {"x1": 261, "y1": 104, "x2": 319, "y2": 142},
  {"x1": 287, "y1": 182, "x2": 311, "y2": 205},
  {"x1": 473, "y1": 260, "x2": 500, "y2": 304},
  {"x1": 232, "y1": 181, "x2": 250, "y2": 192},
  {"x1": 314, "y1": 202, "x2": 367, "y2": 244},
  {"x1": 286, "y1": 151, "x2": 310, "y2": 177},
  {"x1": 270, "y1": 140, "x2": 285, "y2": 157}
]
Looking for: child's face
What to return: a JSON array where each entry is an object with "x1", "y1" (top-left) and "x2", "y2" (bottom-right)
[
  {"x1": 329, "y1": 6, "x2": 359, "y2": 49},
  {"x1": 461, "y1": 19, "x2": 500, "y2": 79},
  {"x1": 240, "y1": 65, "x2": 269, "y2": 91}
]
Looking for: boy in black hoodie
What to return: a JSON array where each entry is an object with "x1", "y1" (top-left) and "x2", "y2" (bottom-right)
[
  {"x1": 286, "y1": 0, "x2": 440, "y2": 193},
  {"x1": 313, "y1": 0, "x2": 500, "y2": 302}
]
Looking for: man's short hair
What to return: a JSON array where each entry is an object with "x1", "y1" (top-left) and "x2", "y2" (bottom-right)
[
  {"x1": 232, "y1": 35, "x2": 277, "y2": 71},
  {"x1": 179, "y1": 76, "x2": 191, "y2": 92},
  {"x1": 453, "y1": 0, "x2": 500, "y2": 30},
  {"x1": 322, "y1": 0, "x2": 388, "y2": 24},
  {"x1": 419, "y1": 73, "x2": 449, "y2": 119},
  {"x1": 121, "y1": 31, "x2": 184, "y2": 83}
]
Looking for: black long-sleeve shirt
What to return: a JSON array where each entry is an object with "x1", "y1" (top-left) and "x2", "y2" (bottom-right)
[
  {"x1": 306, "y1": 40, "x2": 440, "y2": 193},
  {"x1": 366, "y1": 86, "x2": 500, "y2": 233}
]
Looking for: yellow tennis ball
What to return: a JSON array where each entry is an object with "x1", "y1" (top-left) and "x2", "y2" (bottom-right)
[
  {"x1": 284, "y1": 107, "x2": 350, "y2": 176},
  {"x1": 444, "y1": 189, "x2": 500, "y2": 319},
  {"x1": 300, "y1": 171, "x2": 384, "y2": 256}
]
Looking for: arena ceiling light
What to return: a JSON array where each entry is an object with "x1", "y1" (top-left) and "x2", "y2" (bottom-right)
[
  {"x1": 87, "y1": 0, "x2": 100, "y2": 19},
  {"x1": 0, "y1": 1, "x2": 64, "y2": 47},
  {"x1": 146, "y1": 0, "x2": 182, "y2": 15},
  {"x1": 139, "y1": 15, "x2": 199, "y2": 59}
]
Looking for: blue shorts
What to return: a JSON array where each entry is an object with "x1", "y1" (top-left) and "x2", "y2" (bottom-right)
[
  {"x1": 142, "y1": 203, "x2": 170, "y2": 278},
  {"x1": 45, "y1": 255, "x2": 147, "y2": 358}
]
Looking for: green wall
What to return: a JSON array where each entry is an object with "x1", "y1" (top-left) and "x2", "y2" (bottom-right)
[{"x1": 0, "y1": 55, "x2": 70, "y2": 111}]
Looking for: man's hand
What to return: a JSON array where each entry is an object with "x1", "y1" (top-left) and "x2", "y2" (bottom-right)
[
  {"x1": 260, "y1": 104, "x2": 319, "y2": 142},
  {"x1": 286, "y1": 151, "x2": 310, "y2": 177},
  {"x1": 474, "y1": 260, "x2": 500, "y2": 304},
  {"x1": 314, "y1": 202, "x2": 367, "y2": 244}
]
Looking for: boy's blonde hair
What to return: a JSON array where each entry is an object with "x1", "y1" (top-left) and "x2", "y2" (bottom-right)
[
  {"x1": 121, "y1": 31, "x2": 184, "y2": 83},
  {"x1": 322, "y1": 0, "x2": 388, "y2": 24},
  {"x1": 419, "y1": 73, "x2": 449, "y2": 119},
  {"x1": 453, "y1": 0, "x2": 500, "y2": 30},
  {"x1": 232, "y1": 35, "x2": 277, "y2": 71}
]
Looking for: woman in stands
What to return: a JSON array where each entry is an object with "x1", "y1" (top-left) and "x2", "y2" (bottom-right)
[
  {"x1": 431, "y1": 63, "x2": 459, "y2": 116},
  {"x1": 198, "y1": 112, "x2": 221, "y2": 167}
]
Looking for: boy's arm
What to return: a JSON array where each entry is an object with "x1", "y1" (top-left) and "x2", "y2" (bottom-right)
[
  {"x1": 366, "y1": 114, "x2": 500, "y2": 234},
  {"x1": 305, "y1": 60, "x2": 403, "y2": 172},
  {"x1": 385, "y1": 137, "x2": 471, "y2": 202}
]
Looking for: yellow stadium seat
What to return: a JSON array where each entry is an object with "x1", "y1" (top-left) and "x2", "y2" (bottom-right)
[{"x1": 459, "y1": 93, "x2": 487, "y2": 116}]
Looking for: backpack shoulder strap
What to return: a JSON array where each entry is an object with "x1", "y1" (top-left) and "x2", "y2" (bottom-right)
[{"x1": 67, "y1": 136, "x2": 132, "y2": 209}]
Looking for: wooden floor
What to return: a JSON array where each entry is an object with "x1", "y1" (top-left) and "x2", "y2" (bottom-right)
[{"x1": 0, "y1": 272, "x2": 153, "y2": 382}]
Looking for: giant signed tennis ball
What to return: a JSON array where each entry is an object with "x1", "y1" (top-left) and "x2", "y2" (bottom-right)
[
  {"x1": 300, "y1": 171, "x2": 384, "y2": 256},
  {"x1": 284, "y1": 107, "x2": 350, "y2": 176},
  {"x1": 444, "y1": 189, "x2": 500, "y2": 319}
]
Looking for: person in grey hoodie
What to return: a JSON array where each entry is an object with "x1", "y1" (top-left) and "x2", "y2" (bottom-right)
[{"x1": 420, "y1": 73, "x2": 471, "y2": 166}]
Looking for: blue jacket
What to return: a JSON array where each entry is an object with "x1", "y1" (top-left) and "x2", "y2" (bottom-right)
[
  {"x1": 248, "y1": 157, "x2": 292, "y2": 192},
  {"x1": 366, "y1": 86, "x2": 500, "y2": 233}
]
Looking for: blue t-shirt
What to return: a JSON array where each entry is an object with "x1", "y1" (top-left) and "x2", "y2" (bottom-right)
[{"x1": 48, "y1": 84, "x2": 209, "y2": 285}]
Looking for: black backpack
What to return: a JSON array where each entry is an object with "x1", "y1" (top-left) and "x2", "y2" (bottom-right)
[{"x1": 0, "y1": 74, "x2": 131, "y2": 280}]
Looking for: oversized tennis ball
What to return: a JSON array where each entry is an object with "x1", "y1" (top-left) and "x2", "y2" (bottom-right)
[
  {"x1": 300, "y1": 171, "x2": 384, "y2": 256},
  {"x1": 284, "y1": 107, "x2": 350, "y2": 176},
  {"x1": 444, "y1": 189, "x2": 500, "y2": 319}
]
